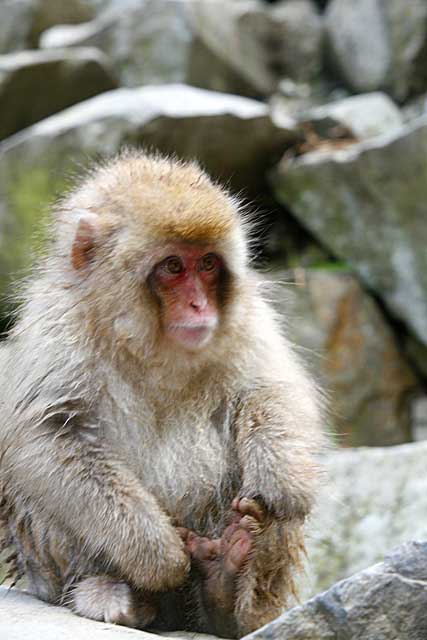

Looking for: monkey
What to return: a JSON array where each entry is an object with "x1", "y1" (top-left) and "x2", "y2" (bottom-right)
[{"x1": 0, "y1": 150, "x2": 325, "y2": 638}]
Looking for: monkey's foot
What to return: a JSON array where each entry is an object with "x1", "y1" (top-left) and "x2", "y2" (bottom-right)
[
  {"x1": 71, "y1": 575, "x2": 156, "y2": 628},
  {"x1": 183, "y1": 500, "x2": 263, "y2": 634}
]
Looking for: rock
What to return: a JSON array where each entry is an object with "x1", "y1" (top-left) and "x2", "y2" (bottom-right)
[
  {"x1": 326, "y1": 0, "x2": 427, "y2": 101},
  {"x1": 303, "y1": 441, "x2": 427, "y2": 598},
  {"x1": 190, "y1": 0, "x2": 324, "y2": 96},
  {"x1": 402, "y1": 92, "x2": 427, "y2": 124},
  {"x1": 297, "y1": 92, "x2": 403, "y2": 141},
  {"x1": 0, "y1": 0, "x2": 96, "y2": 53},
  {"x1": 0, "y1": 48, "x2": 117, "y2": 140},
  {"x1": 272, "y1": 115, "x2": 427, "y2": 347},
  {"x1": 0, "y1": 586, "x2": 209, "y2": 640},
  {"x1": 411, "y1": 396, "x2": 427, "y2": 441},
  {"x1": 40, "y1": 17, "x2": 115, "y2": 52},
  {"x1": 4, "y1": 547, "x2": 427, "y2": 640},
  {"x1": 0, "y1": 0, "x2": 35, "y2": 53},
  {"x1": 276, "y1": 269, "x2": 418, "y2": 446},
  {"x1": 2, "y1": 505, "x2": 427, "y2": 640},
  {"x1": 248, "y1": 540, "x2": 427, "y2": 640},
  {"x1": 0, "y1": 82, "x2": 293, "y2": 189},
  {"x1": 0, "y1": 84, "x2": 293, "y2": 300},
  {"x1": 404, "y1": 333, "x2": 427, "y2": 379},
  {"x1": 41, "y1": 0, "x2": 324, "y2": 97},
  {"x1": 40, "y1": 0, "x2": 194, "y2": 87}
]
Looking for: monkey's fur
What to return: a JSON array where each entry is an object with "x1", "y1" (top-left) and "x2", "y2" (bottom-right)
[{"x1": 0, "y1": 151, "x2": 325, "y2": 637}]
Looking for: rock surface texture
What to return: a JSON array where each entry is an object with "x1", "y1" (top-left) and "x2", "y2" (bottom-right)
[
  {"x1": 0, "y1": 586, "x2": 170, "y2": 640},
  {"x1": 41, "y1": 0, "x2": 323, "y2": 97},
  {"x1": 2, "y1": 540, "x2": 426, "y2": 640},
  {"x1": 0, "y1": 47, "x2": 117, "y2": 140},
  {"x1": 0, "y1": 0, "x2": 95, "y2": 53},
  {"x1": 273, "y1": 115, "x2": 427, "y2": 347},
  {"x1": 248, "y1": 541, "x2": 427, "y2": 640},
  {"x1": 326, "y1": 0, "x2": 427, "y2": 101},
  {"x1": 276, "y1": 269, "x2": 418, "y2": 445},
  {"x1": 40, "y1": 0, "x2": 196, "y2": 88},
  {"x1": 295, "y1": 92, "x2": 403, "y2": 141},
  {"x1": 304, "y1": 441, "x2": 427, "y2": 597},
  {"x1": 190, "y1": 0, "x2": 323, "y2": 96}
]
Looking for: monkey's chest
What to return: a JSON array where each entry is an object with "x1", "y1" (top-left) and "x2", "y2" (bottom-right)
[
  {"x1": 148, "y1": 426, "x2": 228, "y2": 517},
  {"x1": 121, "y1": 412, "x2": 236, "y2": 529}
]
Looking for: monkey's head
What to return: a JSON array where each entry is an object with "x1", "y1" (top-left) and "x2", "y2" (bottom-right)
[{"x1": 55, "y1": 152, "x2": 250, "y2": 360}]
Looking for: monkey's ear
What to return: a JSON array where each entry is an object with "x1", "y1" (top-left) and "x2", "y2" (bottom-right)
[{"x1": 71, "y1": 215, "x2": 98, "y2": 271}]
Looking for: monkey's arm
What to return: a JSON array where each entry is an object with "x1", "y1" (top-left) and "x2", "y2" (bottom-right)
[
  {"x1": 234, "y1": 370, "x2": 324, "y2": 521},
  {"x1": 2, "y1": 418, "x2": 189, "y2": 591}
]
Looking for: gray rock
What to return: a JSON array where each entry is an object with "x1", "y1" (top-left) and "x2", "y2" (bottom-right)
[
  {"x1": 190, "y1": 0, "x2": 324, "y2": 96},
  {"x1": 411, "y1": 396, "x2": 427, "y2": 441},
  {"x1": 0, "y1": 84, "x2": 293, "y2": 300},
  {"x1": 272, "y1": 115, "x2": 427, "y2": 346},
  {"x1": 303, "y1": 441, "x2": 427, "y2": 598},
  {"x1": 39, "y1": 16, "x2": 114, "y2": 52},
  {"x1": 249, "y1": 540, "x2": 427, "y2": 640},
  {"x1": 0, "y1": 586, "x2": 205, "y2": 640},
  {"x1": 0, "y1": 82, "x2": 293, "y2": 189},
  {"x1": 326, "y1": 0, "x2": 427, "y2": 101},
  {"x1": 41, "y1": 0, "x2": 323, "y2": 97},
  {"x1": 3, "y1": 542, "x2": 427, "y2": 640},
  {"x1": 402, "y1": 92, "x2": 427, "y2": 124},
  {"x1": 0, "y1": 0, "x2": 35, "y2": 53},
  {"x1": 40, "y1": 0, "x2": 194, "y2": 87},
  {"x1": 0, "y1": 48, "x2": 117, "y2": 140},
  {"x1": 276, "y1": 269, "x2": 418, "y2": 446},
  {"x1": 297, "y1": 92, "x2": 403, "y2": 141},
  {"x1": 0, "y1": 0, "x2": 96, "y2": 53}
]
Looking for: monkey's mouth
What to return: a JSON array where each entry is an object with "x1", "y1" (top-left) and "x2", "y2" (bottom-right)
[{"x1": 168, "y1": 321, "x2": 217, "y2": 350}]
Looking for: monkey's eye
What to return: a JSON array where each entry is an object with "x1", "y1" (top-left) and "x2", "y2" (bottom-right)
[
  {"x1": 164, "y1": 256, "x2": 184, "y2": 274},
  {"x1": 199, "y1": 253, "x2": 219, "y2": 272}
]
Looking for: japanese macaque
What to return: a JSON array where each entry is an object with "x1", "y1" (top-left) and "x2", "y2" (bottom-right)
[{"x1": 0, "y1": 151, "x2": 325, "y2": 638}]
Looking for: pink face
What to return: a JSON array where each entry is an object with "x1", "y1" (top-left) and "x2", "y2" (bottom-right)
[{"x1": 151, "y1": 245, "x2": 223, "y2": 350}]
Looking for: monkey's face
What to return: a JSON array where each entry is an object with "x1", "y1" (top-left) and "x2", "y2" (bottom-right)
[
  {"x1": 149, "y1": 244, "x2": 223, "y2": 351},
  {"x1": 64, "y1": 153, "x2": 248, "y2": 359}
]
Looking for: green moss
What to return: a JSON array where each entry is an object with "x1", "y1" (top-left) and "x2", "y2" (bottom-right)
[
  {"x1": 0, "y1": 166, "x2": 66, "y2": 308},
  {"x1": 310, "y1": 260, "x2": 351, "y2": 272}
]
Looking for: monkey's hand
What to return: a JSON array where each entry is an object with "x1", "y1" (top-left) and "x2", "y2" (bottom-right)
[
  {"x1": 237, "y1": 471, "x2": 313, "y2": 522},
  {"x1": 131, "y1": 516, "x2": 190, "y2": 591}
]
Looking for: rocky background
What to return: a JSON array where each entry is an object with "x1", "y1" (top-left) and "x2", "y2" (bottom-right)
[{"x1": 1, "y1": 0, "x2": 427, "y2": 638}]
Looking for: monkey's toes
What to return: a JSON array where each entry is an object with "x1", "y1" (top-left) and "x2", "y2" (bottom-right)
[
  {"x1": 222, "y1": 525, "x2": 253, "y2": 575},
  {"x1": 186, "y1": 531, "x2": 221, "y2": 563},
  {"x1": 72, "y1": 576, "x2": 156, "y2": 628},
  {"x1": 193, "y1": 520, "x2": 254, "y2": 631},
  {"x1": 232, "y1": 497, "x2": 266, "y2": 523}
]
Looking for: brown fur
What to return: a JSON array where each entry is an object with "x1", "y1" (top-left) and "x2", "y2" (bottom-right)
[{"x1": 0, "y1": 150, "x2": 325, "y2": 637}]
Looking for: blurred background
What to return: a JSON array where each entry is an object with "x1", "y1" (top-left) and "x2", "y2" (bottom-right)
[{"x1": 0, "y1": 0, "x2": 427, "y2": 612}]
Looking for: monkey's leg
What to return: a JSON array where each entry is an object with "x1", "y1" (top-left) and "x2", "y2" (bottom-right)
[
  {"x1": 7, "y1": 505, "x2": 157, "y2": 629},
  {"x1": 71, "y1": 576, "x2": 157, "y2": 628}
]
